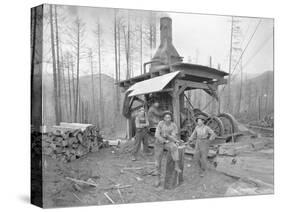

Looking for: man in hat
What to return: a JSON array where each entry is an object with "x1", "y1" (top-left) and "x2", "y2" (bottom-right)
[
  {"x1": 132, "y1": 107, "x2": 151, "y2": 161},
  {"x1": 147, "y1": 101, "x2": 164, "y2": 128},
  {"x1": 188, "y1": 115, "x2": 216, "y2": 177},
  {"x1": 154, "y1": 110, "x2": 182, "y2": 186}
]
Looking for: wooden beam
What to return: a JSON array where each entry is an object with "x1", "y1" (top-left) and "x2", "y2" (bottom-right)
[
  {"x1": 124, "y1": 81, "x2": 131, "y2": 87},
  {"x1": 159, "y1": 69, "x2": 169, "y2": 76},
  {"x1": 203, "y1": 89, "x2": 218, "y2": 101},
  {"x1": 172, "y1": 81, "x2": 181, "y2": 132},
  {"x1": 126, "y1": 118, "x2": 132, "y2": 139},
  {"x1": 215, "y1": 78, "x2": 227, "y2": 86},
  {"x1": 176, "y1": 79, "x2": 210, "y2": 90},
  {"x1": 134, "y1": 96, "x2": 144, "y2": 104},
  {"x1": 151, "y1": 71, "x2": 160, "y2": 78},
  {"x1": 177, "y1": 84, "x2": 189, "y2": 96},
  {"x1": 179, "y1": 69, "x2": 224, "y2": 80},
  {"x1": 128, "y1": 96, "x2": 135, "y2": 109}
]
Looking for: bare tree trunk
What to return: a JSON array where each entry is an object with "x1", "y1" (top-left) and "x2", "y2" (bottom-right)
[
  {"x1": 31, "y1": 7, "x2": 37, "y2": 78},
  {"x1": 123, "y1": 16, "x2": 130, "y2": 80},
  {"x1": 118, "y1": 23, "x2": 121, "y2": 82},
  {"x1": 97, "y1": 19, "x2": 103, "y2": 128},
  {"x1": 117, "y1": 20, "x2": 121, "y2": 114},
  {"x1": 227, "y1": 17, "x2": 234, "y2": 113},
  {"x1": 114, "y1": 10, "x2": 119, "y2": 115},
  {"x1": 89, "y1": 49, "x2": 96, "y2": 124},
  {"x1": 140, "y1": 21, "x2": 143, "y2": 74},
  {"x1": 61, "y1": 54, "x2": 69, "y2": 121},
  {"x1": 66, "y1": 53, "x2": 72, "y2": 122},
  {"x1": 74, "y1": 19, "x2": 80, "y2": 122},
  {"x1": 127, "y1": 14, "x2": 131, "y2": 79},
  {"x1": 78, "y1": 93, "x2": 82, "y2": 123},
  {"x1": 265, "y1": 72, "x2": 270, "y2": 114},
  {"x1": 237, "y1": 59, "x2": 243, "y2": 114},
  {"x1": 254, "y1": 86, "x2": 259, "y2": 120},
  {"x1": 49, "y1": 5, "x2": 59, "y2": 125},
  {"x1": 81, "y1": 100, "x2": 85, "y2": 123},
  {"x1": 70, "y1": 55, "x2": 75, "y2": 121},
  {"x1": 54, "y1": 5, "x2": 62, "y2": 122}
]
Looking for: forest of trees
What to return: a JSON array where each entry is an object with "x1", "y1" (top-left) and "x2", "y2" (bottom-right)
[
  {"x1": 41, "y1": 5, "x2": 162, "y2": 136},
  {"x1": 37, "y1": 5, "x2": 273, "y2": 136}
]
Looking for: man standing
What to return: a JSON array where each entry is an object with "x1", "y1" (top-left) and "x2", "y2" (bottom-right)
[
  {"x1": 147, "y1": 101, "x2": 163, "y2": 128},
  {"x1": 132, "y1": 107, "x2": 151, "y2": 161},
  {"x1": 188, "y1": 115, "x2": 216, "y2": 177}
]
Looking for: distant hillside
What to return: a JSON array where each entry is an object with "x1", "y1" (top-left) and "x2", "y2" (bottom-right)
[
  {"x1": 250, "y1": 71, "x2": 273, "y2": 87},
  {"x1": 42, "y1": 73, "x2": 126, "y2": 137},
  {"x1": 221, "y1": 70, "x2": 273, "y2": 121}
]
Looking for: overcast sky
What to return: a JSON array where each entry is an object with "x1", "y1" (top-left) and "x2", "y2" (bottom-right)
[
  {"x1": 170, "y1": 12, "x2": 273, "y2": 77},
  {"x1": 43, "y1": 5, "x2": 274, "y2": 80}
]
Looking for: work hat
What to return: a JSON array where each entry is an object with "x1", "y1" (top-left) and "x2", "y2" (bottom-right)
[
  {"x1": 139, "y1": 107, "x2": 145, "y2": 112},
  {"x1": 163, "y1": 110, "x2": 173, "y2": 117},
  {"x1": 195, "y1": 114, "x2": 207, "y2": 122}
]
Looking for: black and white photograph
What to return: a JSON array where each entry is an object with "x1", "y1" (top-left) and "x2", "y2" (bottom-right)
[{"x1": 30, "y1": 3, "x2": 274, "y2": 208}]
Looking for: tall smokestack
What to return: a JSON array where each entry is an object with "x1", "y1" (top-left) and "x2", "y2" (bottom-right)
[
  {"x1": 151, "y1": 17, "x2": 182, "y2": 70},
  {"x1": 160, "y1": 17, "x2": 173, "y2": 46}
]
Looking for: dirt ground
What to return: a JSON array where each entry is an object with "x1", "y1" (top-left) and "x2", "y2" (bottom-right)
[{"x1": 42, "y1": 144, "x2": 242, "y2": 208}]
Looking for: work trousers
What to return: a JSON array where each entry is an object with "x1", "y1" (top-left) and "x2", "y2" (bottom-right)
[
  {"x1": 193, "y1": 139, "x2": 210, "y2": 171},
  {"x1": 154, "y1": 141, "x2": 179, "y2": 175},
  {"x1": 133, "y1": 128, "x2": 149, "y2": 156}
]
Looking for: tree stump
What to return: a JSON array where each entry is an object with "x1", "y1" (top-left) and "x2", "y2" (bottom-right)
[{"x1": 164, "y1": 145, "x2": 185, "y2": 189}]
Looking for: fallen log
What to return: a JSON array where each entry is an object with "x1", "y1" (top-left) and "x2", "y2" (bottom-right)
[
  {"x1": 215, "y1": 152, "x2": 274, "y2": 186},
  {"x1": 225, "y1": 180, "x2": 273, "y2": 196},
  {"x1": 247, "y1": 125, "x2": 274, "y2": 132}
]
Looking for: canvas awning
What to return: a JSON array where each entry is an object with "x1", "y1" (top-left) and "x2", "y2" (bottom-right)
[{"x1": 127, "y1": 71, "x2": 180, "y2": 97}]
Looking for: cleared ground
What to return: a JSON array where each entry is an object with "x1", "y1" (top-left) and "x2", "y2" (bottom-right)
[{"x1": 43, "y1": 145, "x2": 241, "y2": 208}]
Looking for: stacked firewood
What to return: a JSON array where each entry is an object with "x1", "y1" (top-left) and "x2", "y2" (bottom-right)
[{"x1": 41, "y1": 123, "x2": 103, "y2": 162}]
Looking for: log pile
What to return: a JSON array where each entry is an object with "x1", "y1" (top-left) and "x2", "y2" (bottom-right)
[{"x1": 41, "y1": 123, "x2": 104, "y2": 162}]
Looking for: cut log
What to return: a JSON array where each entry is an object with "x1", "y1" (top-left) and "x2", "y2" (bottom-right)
[
  {"x1": 41, "y1": 123, "x2": 103, "y2": 162},
  {"x1": 164, "y1": 146, "x2": 185, "y2": 189}
]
